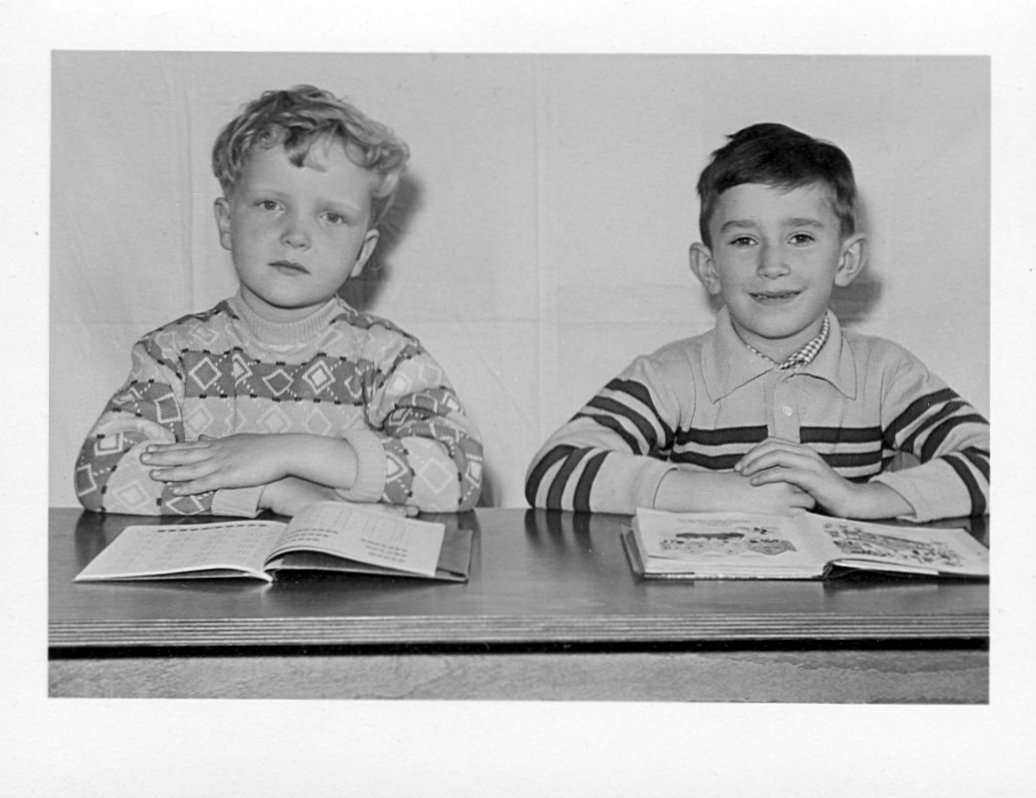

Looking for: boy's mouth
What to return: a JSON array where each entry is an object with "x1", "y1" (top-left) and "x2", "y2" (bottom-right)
[
  {"x1": 269, "y1": 260, "x2": 309, "y2": 275},
  {"x1": 750, "y1": 290, "x2": 802, "y2": 304}
]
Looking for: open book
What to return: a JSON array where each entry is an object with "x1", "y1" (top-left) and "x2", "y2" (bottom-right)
[
  {"x1": 623, "y1": 508, "x2": 989, "y2": 580},
  {"x1": 74, "y1": 501, "x2": 473, "y2": 584}
]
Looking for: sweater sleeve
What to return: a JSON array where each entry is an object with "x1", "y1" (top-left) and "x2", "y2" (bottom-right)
[
  {"x1": 524, "y1": 353, "x2": 684, "y2": 513},
  {"x1": 337, "y1": 330, "x2": 483, "y2": 513},
  {"x1": 869, "y1": 345, "x2": 989, "y2": 522},
  {"x1": 73, "y1": 335, "x2": 262, "y2": 517}
]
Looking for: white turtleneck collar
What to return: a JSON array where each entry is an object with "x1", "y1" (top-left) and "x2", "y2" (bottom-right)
[{"x1": 226, "y1": 291, "x2": 348, "y2": 348}]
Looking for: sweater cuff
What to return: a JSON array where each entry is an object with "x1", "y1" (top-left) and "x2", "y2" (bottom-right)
[
  {"x1": 338, "y1": 429, "x2": 388, "y2": 503},
  {"x1": 869, "y1": 472, "x2": 932, "y2": 522},
  {"x1": 210, "y1": 486, "x2": 265, "y2": 518},
  {"x1": 642, "y1": 462, "x2": 680, "y2": 510}
]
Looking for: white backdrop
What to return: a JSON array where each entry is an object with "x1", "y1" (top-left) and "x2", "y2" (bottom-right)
[{"x1": 50, "y1": 52, "x2": 989, "y2": 508}]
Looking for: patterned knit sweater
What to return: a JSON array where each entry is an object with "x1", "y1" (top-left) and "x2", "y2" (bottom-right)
[
  {"x1": 525, "y1": 308, "x2": 989, "y2": 522},
  {"x1": 76, "y1": 293, "x2": 483, "y2": 515}
]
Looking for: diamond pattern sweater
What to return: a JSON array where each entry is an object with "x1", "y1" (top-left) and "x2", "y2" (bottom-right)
[{"x1": 76, "y1": 293, "x2": 483, "y2": 515}]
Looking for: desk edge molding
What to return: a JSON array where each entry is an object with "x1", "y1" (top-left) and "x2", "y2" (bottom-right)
[{"x1": 49, "y1": 612, "x2": 990, "y2": 650}]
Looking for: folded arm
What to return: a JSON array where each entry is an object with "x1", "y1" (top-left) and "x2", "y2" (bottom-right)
[
  {"x1": 870, "y1": 369, "x2": 990, "y2": 521},
  {"x1": 74, "y1": 340, "x2": 258, "y2": 516},
  {"x1": 340, "y1": 342, "x2": 483, "y2": 513},
  {"x1": 525, "y1": 354, "x2": 811, "y2": 515},
  {"x1": 734, "y1": 437, "x2": 912, "y2": 519},
  {"x1": 739, "y1": 347, "x2": 990, "y2": 522}
]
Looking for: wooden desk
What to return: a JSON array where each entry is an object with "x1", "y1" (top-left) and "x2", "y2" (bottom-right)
[{"x1": 49, "y1": 508, "x2": 988, "y2": 702}]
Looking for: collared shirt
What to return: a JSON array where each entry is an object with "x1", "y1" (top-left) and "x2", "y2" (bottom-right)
[
  {"x1": 525, "y1": 306, "x2": 990, "y2": 522},
  {"x1": 737, "y1": 314, "x2": 831, "y2": 370},
  {"x1": 700, "y1": 307, "x2": 855, "y2": 405}
]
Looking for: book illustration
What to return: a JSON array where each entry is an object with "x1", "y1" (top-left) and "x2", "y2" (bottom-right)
[
  {"x1": 636, "y1": 513, "x2": 807, "y2": 562},
  {"x1": 660, "y1": 524, "x2": 796, "y2": 557},
  {"x1": 625, "y1": 508, "x2": 989, "y2": 580},
  {"x1": 821, "y1": 521, "x2": 965, "y2": 569}
]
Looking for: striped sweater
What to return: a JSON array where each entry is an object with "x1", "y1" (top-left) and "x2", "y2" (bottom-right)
[
  {"x1": 76, "y1": 293, "x2": 483, "y2": 516},
  {"x1": 525, "y1": 308, "x2": 988, "y2": 522}
]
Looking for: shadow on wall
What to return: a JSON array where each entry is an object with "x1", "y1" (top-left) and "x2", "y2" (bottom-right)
[
  {"x1": 340, "y1": 174, "x2": 423, "y2": 312},
  {"x1": 834, "y1": 194, "x2": 884, "y2": 327},
  {"x1": 477, "y1": 462, "x2": 501, "y2": 508},
  {"x1": 335, "y1": 174, "x2": 504, "y2": 508}
]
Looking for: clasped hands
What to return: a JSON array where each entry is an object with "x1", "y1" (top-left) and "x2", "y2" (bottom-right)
[
  {"x1": 733, "y1": 436, "x2": 857, "y2": 515},
  {"x1": 140, "y1": 433, "x2": 348, "y2": 516}
]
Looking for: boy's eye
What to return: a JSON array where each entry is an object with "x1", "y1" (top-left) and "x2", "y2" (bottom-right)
[
  {"x1": 256, "y1": 200, "x2": 280, "y2": 211},
  {"x1": 729, "y1": 236, "x2": 756, "y2": 248},
  {"x1": 323, "y1": 211, "x2": 347, "y2": 225},
  {"x1": 789, "y1": 233, "x2": 816, "y2": 245}
]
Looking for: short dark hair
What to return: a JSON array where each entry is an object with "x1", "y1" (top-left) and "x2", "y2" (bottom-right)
[
  {"x1": 696, "y1": 123, "x2": 858, "y2": 248},
  {"x1": 212, "y1": 85, "x2": 410, "y2": 228}
]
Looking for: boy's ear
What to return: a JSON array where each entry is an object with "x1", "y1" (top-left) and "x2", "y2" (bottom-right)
[
  {"x1": 214, "y1": 198, "x2": 233, "y2": 252},
  {"x1": 834, "y1": 233, "x2": 867, "y2": 287},
  {"x1": 348, "y1": 228, "x2": 380, "y2": 279},
  {"x1": 689, "y1": 243, "x2": 722, "y2": 295}
]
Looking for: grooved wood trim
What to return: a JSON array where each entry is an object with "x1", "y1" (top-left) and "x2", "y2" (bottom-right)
[{"x1": 50, "y1": 612, "x2": 988, "y2": 649}]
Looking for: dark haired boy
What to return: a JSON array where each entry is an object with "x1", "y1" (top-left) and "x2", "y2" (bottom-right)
[{"x1": 525, "y1": 123, "x2": 988, "y2": 522}]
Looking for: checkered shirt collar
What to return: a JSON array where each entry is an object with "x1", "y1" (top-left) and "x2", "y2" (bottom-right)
[{"x1": 738, "y1": 313, "x2": 831, "y2": 370}]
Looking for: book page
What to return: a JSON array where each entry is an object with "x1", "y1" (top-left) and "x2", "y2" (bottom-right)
[
  {"x1": 807, "y1": 516, "x2": 990, "y2": 576},
  {"x1": 267, "y1": 502, "x2": 444, "y2": 577},
  {"x1": 74, "y1": 520, "x2": 287, "y2": 582},
  {"x1": 633, "y1": 509, "x2": 830, "y2": 577}
]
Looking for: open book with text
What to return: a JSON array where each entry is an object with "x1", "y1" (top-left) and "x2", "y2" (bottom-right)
[
  {"x1": 74, "y1": 501, "x2": 472, "y2": 584},
  {"x1": 623, "y1": 508, "x2": 989, "y2": 580}
]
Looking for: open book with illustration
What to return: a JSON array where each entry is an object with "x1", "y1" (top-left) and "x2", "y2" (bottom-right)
[
  {"x1": 623, "y1": 508, "x2": 989, "y2": 580},
  {"x1": 74, "y1": 501, "x2": 473, "y2": 584}
]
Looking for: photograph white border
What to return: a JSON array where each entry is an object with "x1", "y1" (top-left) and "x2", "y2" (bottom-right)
[{"x1": 4, "y1": 1, "x2": 1034, "y2": 795}]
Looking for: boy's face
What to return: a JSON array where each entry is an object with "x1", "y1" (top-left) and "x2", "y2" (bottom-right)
[
  {"x1": 214, "y1": 139, "x2": 379, "y2": 321},
  {"x1": 690, "y1": 182, "x2": 865, "y2": 361}
]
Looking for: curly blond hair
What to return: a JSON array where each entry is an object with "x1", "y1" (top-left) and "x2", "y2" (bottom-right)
[{"x1": 212, "y1": 85, "x2": 410, "y2": 227}]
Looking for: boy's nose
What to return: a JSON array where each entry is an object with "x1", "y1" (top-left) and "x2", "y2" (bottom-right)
[
  {"x1": 281, "y1": 216, "x2": 312, "y2": 249},
  {"x1": 757, "y1": 243, "x2": 788, "y2": 278}
]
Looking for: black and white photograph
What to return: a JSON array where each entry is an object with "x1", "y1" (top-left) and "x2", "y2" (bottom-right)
[{"x1": 4, "y1": 1, "x2": 1034, "y2": 795}]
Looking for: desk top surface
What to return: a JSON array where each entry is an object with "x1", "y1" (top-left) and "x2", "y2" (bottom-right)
[{"x1": 49, "y1": 507, "x2": 989, "y2": 650}]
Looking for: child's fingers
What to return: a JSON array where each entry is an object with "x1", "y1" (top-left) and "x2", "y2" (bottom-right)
[
  {"x1": 148, "y1": 459, "x2": 220, "y2": 483},
  {"x1": 736, "y1": 438, "x2": 794, "y2": 471},
  {"x1": 744, "y1": 465, "x2": 796, "y2": 486},
  {"x1": 145, "y1": 439, "x2": 212, "y2": 452},
  {"x1": 158, "y1": 468, "x2": 227, "y2": 494},
  {"x1": 746, "y1": 475, "x2": 817, "y2": 512},
  {"x1": 744, "y1": 456, "x2": 825, "y2": 493},
  {"x1": 738, "y1": 440, "x2": 826, "y2": 476},
  {"x1": 140, "y1": 445, "x2": 213, "y2": 466},
  {"x1": 738, "y1": 447, "x2": 796, "y2": 475},
  {"x1": 790, "y1": 491, "x2": 817, "y2": 509}
]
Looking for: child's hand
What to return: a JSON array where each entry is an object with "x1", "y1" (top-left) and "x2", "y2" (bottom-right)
[
  {"x1": 655, "y1": 468, "x2": 816, "y2": 514},
  {"x1": 736, "y1": 437, "x2": 915, "y2": 519},
  {"x1": 716, "y1": 473, "x2": 817, "y2": 515},
  {"x1": 260, "y1": 477, "x2": 418, "y2": 519},
  {"x1": 259, "y1": 476, "x2": 344, "y2": 517},
  {"x1": 141, "y1": 434, "x2": 288, "y2": 494},
  {"x1": 735, "y1": 437, "x2": 857, "y2": 516}
]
